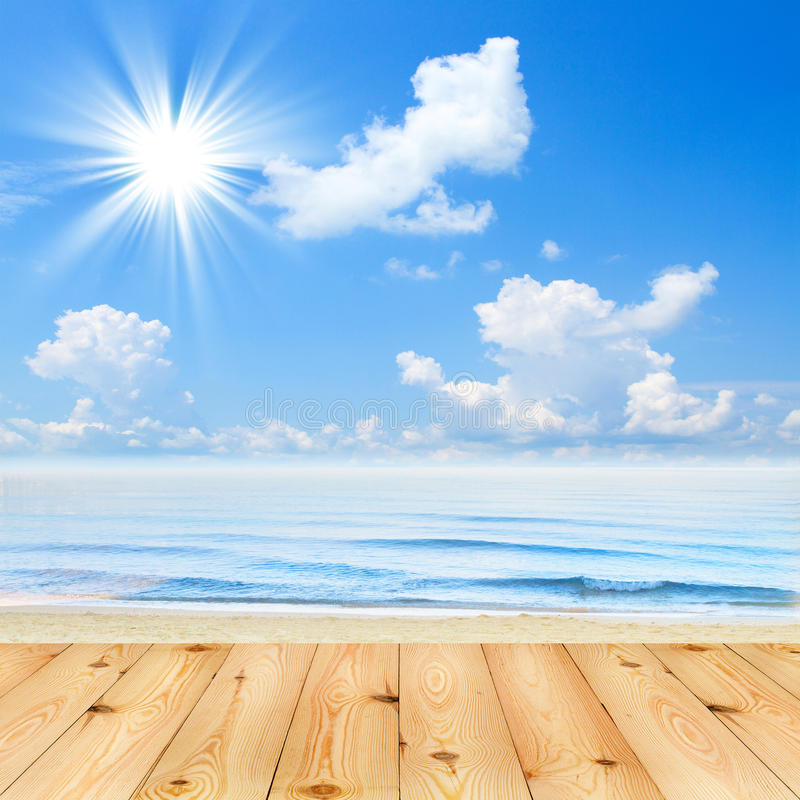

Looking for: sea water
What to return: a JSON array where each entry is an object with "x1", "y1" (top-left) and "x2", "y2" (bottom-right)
[{"x1": 0, "y1": 466, "x2": 797, "y2": 617}]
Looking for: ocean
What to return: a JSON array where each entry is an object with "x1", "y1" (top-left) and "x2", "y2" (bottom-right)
[{"x1": 0, "y1": 465, "x2": 797, "y2": 617}]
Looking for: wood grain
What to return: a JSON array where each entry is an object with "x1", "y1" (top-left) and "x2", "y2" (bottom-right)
[
  {"x1": 399, "y1": 643, "x2": 530, "y2": 800},
  {"x1": 0, "y1": 644, "x2": 68, "y2": 699},
  {"x1": 727, "y1": 643, "x2": 800, "y2": 699},
  {"x1": 648, "y1": 643, "x2": 800, "y2": 795},
  {"x1": 485, "y1": 643, "x2": 664, "y2": 800},
  {"x1": 566, "y1": 643, "x2": 797, "y2": 800},
  {"x1": 0, "y1": 643, "x2": 230, "y2": 800},
  {"x1": 0, "y1": 643, "x2": 149, "y2": 794},
  {"x1": 268, "y1": 643, "x2": 399, "y2": 800},
  {"x1": 136, "y1": 644, "x2": 316, "y2": 799}
]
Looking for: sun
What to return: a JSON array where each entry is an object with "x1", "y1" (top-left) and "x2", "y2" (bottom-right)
[
  {"x1": 132, "y1": 119, "x2": 212, "y2": 204},
  {"x1": 53, "y1": 39, "x2": 275, "y2": 268},
  {"x1": 101, "y1": 95, "x2": 255, "y2": 240}
]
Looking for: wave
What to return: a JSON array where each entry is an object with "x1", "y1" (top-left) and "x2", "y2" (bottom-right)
[
  {"x1": 351, "y1": 537, "x2": 675, "y2": 560},
  {"x1": 581, "y1": 578, "x2": 668, "y2": 592},
  {"x1": 461, "y1": 575, "x2": 799, "y2": 602},
  {"x1": 2, "y1": 567, "x2": 796, "y2": 609}
]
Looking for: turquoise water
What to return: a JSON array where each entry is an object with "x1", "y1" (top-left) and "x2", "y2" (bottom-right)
[{"x1": 0, "y1": 466, "x2": 797, "y2": 616}]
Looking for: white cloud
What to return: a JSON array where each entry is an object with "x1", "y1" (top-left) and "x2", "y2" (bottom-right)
[
  {"x1": 385, "y1": 257, "x2": 440, "y2": 281},
  {"x1": 26, "y1": 305, "x2": 172, "y2": 412},
  {"x1": 253, "y1": 37, "x2": 532, "y2": 238},
  {"x1": 130, "y1": 416, "x2": 319, "y2": 455},
  {"x1": 8, "y1": 398, "x2": 111, "y2": 451},
  {"x1": 475, "y1": 275, "x2": 615, "y2": 357},
  {"x1": 754, "y1": 392, "x2": 778, "y2": 406},
  {"x1": 539, "y1": 239, "x2": 566, "y2": 260},
  {"x1": 396, "y1": 351, "x2": 444, "y2": 387},
  {"x1": 0, "y1": 423, "x2": 29, "y2": 451},
  {"x1": 399, "y1": 262, "x2": 740, "y2": 443},
  {"x1": 606, "y1": 262, "x2": 718, "y2": 334},
  {"x1": 623, "y1": 372, "x2": 736, "y2": 435},
  {"x1": 385, "y1": 250, "x2": 464, "y2": 281},
  {"x1": 6, "y1": 284, "x2": 792, "y2": 460},
  {"x1": 475, "y1": 263, "x2": 718, "y2": 357},
  {"x1": 781, "y1": 409, "x2": 800, "y2": 428},
  {"x1": 482, "y1": 259, "x2": 503, "y2": 271},
  {"x1": 778, "y1": 409, "x2": 800, "y2": 443}
]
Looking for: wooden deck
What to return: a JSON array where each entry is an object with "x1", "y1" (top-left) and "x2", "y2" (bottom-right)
[{"x1": 0, "y1": 643, "x2": 798, "y2": 799}]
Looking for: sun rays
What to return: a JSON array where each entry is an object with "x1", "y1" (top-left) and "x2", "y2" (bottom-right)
[{"x1": 47, "y1": 23, "x2": 280, "y2": 275}]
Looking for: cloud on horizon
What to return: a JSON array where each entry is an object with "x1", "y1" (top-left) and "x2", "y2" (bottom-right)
[
  {"x1": 396, "y1": 262, "x2": 757, "y2": 446},
  {"x1": 2, "y1": 278, "x2": 798, "y2": 462}
]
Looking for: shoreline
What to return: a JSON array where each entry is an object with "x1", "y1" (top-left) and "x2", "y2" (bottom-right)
[{"x1": 1, "y1": 603, "x2": 797, "y2": 642}]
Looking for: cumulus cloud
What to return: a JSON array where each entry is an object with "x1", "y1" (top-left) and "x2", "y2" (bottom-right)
[
  {"x1": 0, "y1": 423, "x2": 29, "y2": 451},
  {"x1": 26, "y1": 305, "x2": 173, "y2": 412},
  {"x1": 396, "y1": 351, "x2": 444, "y2": 387},
  {"x1": 253, "y1": 37, "x2": 532, "y2": 238},
  {"x1": 475, "y1": 263, "x2": 718, "y2": 356},
  {"x1": 778, "y1": 409, "x2": 800, "y2": 443},
  {"x1": 623, "y1": 372, "x2": 736, "y2": 435},
  {"x1": 754, "y1": 392, "x2": 778, "y2": 406},
  {"x1": 606, "y1": 262, "x2": 718, "y2": 333},
  {"x1": 8, "y1": 398, "x2": 111, "y2": 451},
  {"x1": 539, "y1": 239, "x2": 566, "y2": 260},
  {"x1": 398, "y1": 262, "x2": 741, "y2": 444},
  {"x1": 5, "y1": 283, "x2": 792, "y2": 460}
]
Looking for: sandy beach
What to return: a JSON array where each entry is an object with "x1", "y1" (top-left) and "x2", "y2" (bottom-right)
[{"x1": 1, "y1": 604, "x2": 797, "y2": 642}]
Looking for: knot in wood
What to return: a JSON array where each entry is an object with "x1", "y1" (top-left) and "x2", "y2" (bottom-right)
[
  {"x1": 707, "y1": 704, "x2": 738, "y2": 714},
  {"x1": 431, "y1": 751, "x2": 459, "y2": 762},
  {"x1": 88, "y1": 704, "x2": 113, "y2": 714},
  {"x1": 619, "y1": 661, "x2": 641, "y2": 668},
  {"x1": 372, "y1": 694, "x2": 398, "y2": 703},
  {"x1": 595, "y1": 758, "x2": 617, "y2": 766},
  {"x1": 170, "y1": 779, "x2": 190, "y2": 786},
  {"x1": 88, "y1": 661, "x2": 109, "y2": 668},
  {"x1": 185, "y1": 644, "x2": 210, "y2": 652},
  {"x1": 303, "y1": 783, "x2": 342, "y2": 798}
]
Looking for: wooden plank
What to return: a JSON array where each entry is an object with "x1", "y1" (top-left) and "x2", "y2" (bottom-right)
[
  {"x1": 0, "y1": 643, "x2": 149, "y2": 795},
  {"x1": 727, "y1": 644, "x2": 800, "y2": 699},
  {"x1": 0, "y1": 644, "x2": 69, "y2": 699},
  {"x1": 399, "y1": 643, "x2": 530, "y2": 800},
  {"x1": 566, "y1": 644, "x2": 797, "y2": 800},
  {"x1": 136, "y1": 644, "x2": 316, "y2": 800},
  {"x1": 649, "y1": 643, "x2": 800, "y2": 795},
  {"x1": 0, "y1": 643, "x2": 230, "y2": 800},
  {"x1": 268, "y1": 643, "x2": 398, "y2": 800},
  {"x1": 484, "y1": 643, "x2": 664, "y2": 800}
]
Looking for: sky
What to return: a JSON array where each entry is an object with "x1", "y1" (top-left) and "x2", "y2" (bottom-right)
[{"x1": 0, "y1": 0, "x2": 798, "y2": 463}]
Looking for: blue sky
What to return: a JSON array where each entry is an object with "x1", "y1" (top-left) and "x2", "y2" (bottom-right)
[{"x1": 0, "y1": 0, "x2": 797, "y2": 462}]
